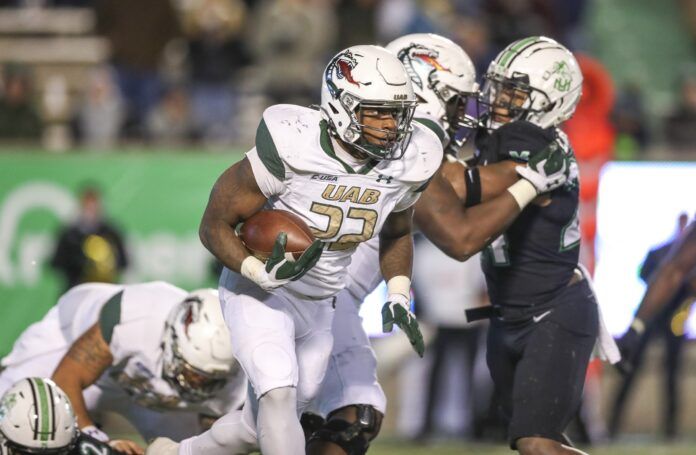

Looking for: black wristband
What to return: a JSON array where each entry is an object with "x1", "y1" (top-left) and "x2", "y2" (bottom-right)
[{"x1": 464, "y1": 167, "x2": 482, "y2": 207}]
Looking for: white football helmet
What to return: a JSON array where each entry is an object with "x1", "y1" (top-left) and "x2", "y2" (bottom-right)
[
  {"x1": 320, "y1": 45, "x2": 417, "y2": 160},
  {"x1": 0, "y1": 378, "x2": 78, "y2": 454},
  {"x1": 481, "y1": 36, "x2": 583, "y2": 129},
  {"x1": 162, "y1": 289, "x2": 237, "y2": 402},
  {"x1": 386, "y1": 33, "x2": 479, "y2": 150}
]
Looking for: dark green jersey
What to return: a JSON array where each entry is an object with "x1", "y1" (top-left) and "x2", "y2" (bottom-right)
[{"x1": 474, "y1": 121, "x2": 580, "y2": 308}]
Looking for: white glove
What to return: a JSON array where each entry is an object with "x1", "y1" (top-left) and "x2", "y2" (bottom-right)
[
  {"x1": 515, "y1": 141, "x2": 569, "y2": 193},
  {"x1": 81, "y1": 425, "x2": 109, "y2": 443}
]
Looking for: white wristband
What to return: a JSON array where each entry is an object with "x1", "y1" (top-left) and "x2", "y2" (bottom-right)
[
  {"x1": 240, "y1": 255, "x2": 266, "y2": 284},
  {"x1": 387, "y1": 275, "x2": 411, "y2": 300},
  {"x1": 507, "y1": 179, "x2": 538, "y2": 209},
  {"x1": 82, "y1": 425, "x2": 109, "y2": 442}
]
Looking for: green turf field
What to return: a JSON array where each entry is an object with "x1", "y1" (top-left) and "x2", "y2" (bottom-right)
[{"x1": 368, "y1": 440, "x2": 696, "y2": 455}]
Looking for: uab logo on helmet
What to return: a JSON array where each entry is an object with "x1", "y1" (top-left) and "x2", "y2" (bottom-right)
[{"x1": 550, "y1": 61, "x2": 573, "y2": 92}]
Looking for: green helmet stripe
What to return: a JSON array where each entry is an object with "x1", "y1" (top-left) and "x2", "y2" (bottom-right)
[
  {"x1": 498, "y1": 36, "x2": 540, "y2": 68},
  {"x1": 33, "y1": 378, "x2": 51, "y2": 442}
]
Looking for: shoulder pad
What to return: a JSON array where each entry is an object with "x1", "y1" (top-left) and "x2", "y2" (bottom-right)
[
  {"x1": 487, "y1": 121, "x2": 556, "y2": 163},
  {"x1": 255, "y1": 104, "x2": 323, "y2": 178},
  {"x1": 374, "y1": 123, "x2": 443, "y2": 185},
  {"x1": 414, "y1": 115, "x2": 448, "y2": 146}
]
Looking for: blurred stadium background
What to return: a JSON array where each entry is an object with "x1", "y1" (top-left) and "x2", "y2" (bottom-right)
[{"x1": 1, "y1": 0, "x2": 695, "y2": 453}]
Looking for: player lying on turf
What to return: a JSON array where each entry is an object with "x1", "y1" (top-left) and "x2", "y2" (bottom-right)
[
  {"x1": 146, "y1": 37, "x2": 572, "y2": 455},
  {"x1": 0, "y1": 283, "x2": 244, "y2": 454}
]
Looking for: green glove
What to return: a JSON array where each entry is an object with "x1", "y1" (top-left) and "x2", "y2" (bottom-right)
[
  {"x1": 516, "y1": 141, "x2": 571, "y2": 193},
  {"x1": 265, "y1": 232, "x2": 324, "y2": 281},
  {"x1": 382, "y1": 294, "x2": 424, "y2": 357}
]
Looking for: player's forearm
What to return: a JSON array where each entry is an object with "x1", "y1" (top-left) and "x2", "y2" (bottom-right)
[
  {"x1": 379, "y1": 233, "x2": 413, "y2": 281},
  {"x1": 478, "y1": 161, "x2": 519, "y2": 202},
  {"x1": 199, "y1": 217, "x2": 250, "y2": 273},
  {"x1": 52, "y1": 368, "x2": 94, "y2": 429},
  {"x1": 635, "y1": 262, "x2": 689, "y2": 322},
  {"x1": 635, "y1": 226, "x2": 696, "y2": 322},
  {"x1": 52, "y1": 324, "x2": 113, "y2": 429},
  {"x1": 415, "y1": 190, "x2": 521, "y2": 261},
  {"x1": 379, "y1": 208, "x2": 414, "y2": 280}
]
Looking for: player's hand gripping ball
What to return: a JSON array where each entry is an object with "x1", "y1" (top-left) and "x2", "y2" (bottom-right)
[{"x1": 240, "y1": 210, "x2": 323, "y2": 284}]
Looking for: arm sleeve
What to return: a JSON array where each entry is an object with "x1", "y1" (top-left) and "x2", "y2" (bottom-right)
[
  {"x1": 245, "y1": 147, "x2": 287, "y2": 198},
  {"x1": 98, "y1": 291, "x2": 123, "y2": 345}
]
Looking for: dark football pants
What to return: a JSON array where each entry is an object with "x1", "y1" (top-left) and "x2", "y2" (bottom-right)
[{"x1": 486, "y1": 280, "x2": 599, "y2": 449}]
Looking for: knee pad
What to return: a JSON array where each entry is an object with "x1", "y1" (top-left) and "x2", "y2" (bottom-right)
[{"x1": 307, "y1": 405, "x2": 381, "y2": 455}]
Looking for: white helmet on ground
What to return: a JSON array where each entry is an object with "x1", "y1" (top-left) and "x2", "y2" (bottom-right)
[
  {"x1": 481, "y1": 36, "x2": 583, "y2": 129},
  {"x1": 320, "y1": 45, "x2": 417, "y2": 160},
  {"x1": 0, "y1": 378, "x2": 77, "y2": 454},
  {"x1": 386, "y1": 33, "x2": 480, "y2": 149},
  {"x1": 162, "y1": 289, "x2": 236, "y2": 402}
]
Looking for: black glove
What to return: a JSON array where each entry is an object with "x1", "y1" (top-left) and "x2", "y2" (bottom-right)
[{"x1": 614, "y1": 326, "x2": 642, "y2": 375}]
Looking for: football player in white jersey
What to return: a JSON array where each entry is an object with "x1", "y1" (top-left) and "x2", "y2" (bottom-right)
[
  {"x1": 303, "y1": 34, "x2": 576, "y2": 455},
  {"x1": 163, "y1": 44, "x2": 442, "y2": 455},
  {"x1": 0, "y1": 283, "x2": 245, "y2": 453},
  {"x1": 146, "y1": 39, "x2": 571, "y2": 455}
]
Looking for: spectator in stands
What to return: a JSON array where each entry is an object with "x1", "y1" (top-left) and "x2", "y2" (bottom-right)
[
  {"x1": 247, "y1": 0, "x2": 336, "y2": 106},
  {"x1": 50, "y1": 184, "x2": 128, "y2": 293},
  {"x1": 75, "y1": 66, "x2": 124, "y2": 148},
  {"x1": 94, "y1": 0, "x2": 181, "y2": 139},
  {"x1": 612, "y1": 82, "x2": 650, "y2": 158},
  {"x1": 663, "y1": 66, "x2": 696, "y2": 150},
  {"x1": 180, "y1": 0, "x2": 251, "y2": 145},
  {"x1": 147, "y1": 85, "x2": 193, "y2": 145},
  {"x1": 335, "y1": 0, "x2": 377, "y2": 49},
  {"x1": 0, "y1": 63, "x2": 41, "y2": 141}
]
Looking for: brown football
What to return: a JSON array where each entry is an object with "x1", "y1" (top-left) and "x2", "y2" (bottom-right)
[{"x1": 239, "y1": 209, "x2": 315, "y2": 261}]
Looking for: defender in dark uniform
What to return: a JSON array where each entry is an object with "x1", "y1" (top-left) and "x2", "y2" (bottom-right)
[{"x1": 474, "y1": 37, "x2": 597, "y2": 455}]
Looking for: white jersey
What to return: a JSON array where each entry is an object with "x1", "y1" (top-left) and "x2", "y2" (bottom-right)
[
  {"x1": 341, "y1": 109, "x2": 449, "y2": 303},
  {"x1": 0, "y1": 282, "x2": 245, "y2": 417},
  {"x1": 242, "y1": 104, "x2": 442, "y2": 299}
]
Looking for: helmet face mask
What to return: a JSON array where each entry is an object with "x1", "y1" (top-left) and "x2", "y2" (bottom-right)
[
  {"x1": 351, "y1": 101, "x2": 416, "y2": 160},
  {"x1": 0, "y1": 378, "x2": 77, "y2": 454},
  {"x1": 386, "y1": 33, "x2": 480, "y2": 151},
  {"x1": 165, "y1": 339, "x2": 230, "y2": 402},
  {"x1": 162, "y1": 290, "x2": 236, "y2": 403},
  {"x1": 481, "y1": 36, "x2": 583, "y2": 130},
  {"x1": 321, "y1": 46, "x2": 417, "y2": 161},
  {"x1": 480, "y1": 72, "x2": 551, "y2": 127}
]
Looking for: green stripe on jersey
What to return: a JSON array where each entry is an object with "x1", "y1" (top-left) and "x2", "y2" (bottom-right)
[
  {"x1": 319, "y1": 120, "x2": 357, "y2": 174},
  {"x1": 33, "y1": 378, "x2": 50, "y2": 442},
  {"x1": 255, "y1": 119, "x2": 286, "y2": 180},
  {"x1": 499, "y1": 36, "x2": 539, "y2": 68},
  {"x1": 99, "y1": 291, "x2": 123, "y2": 344},
  {"x1": 414, "y1": 117, "x2": 446, "y2": 144}
]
